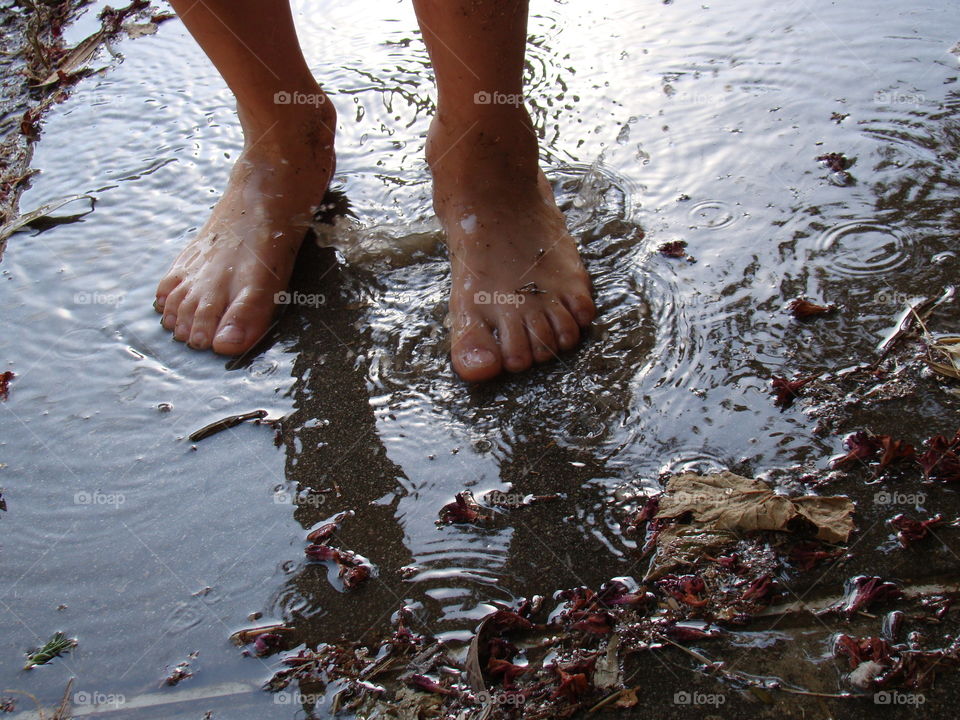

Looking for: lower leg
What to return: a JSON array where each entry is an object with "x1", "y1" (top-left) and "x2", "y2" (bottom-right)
[
  {"x1": 413, "y1": 0, "x2": 595, "y2": 381},
  {"x1": 156, "y1": 0, "x2": 336, "y2": 354}
]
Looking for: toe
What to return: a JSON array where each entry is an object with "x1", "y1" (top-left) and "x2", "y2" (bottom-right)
[
  {"x1": 450, "y1": 315, "x2": 502, "y2": 381},
  {"x1": 546, "y1": 302, "x2": 581, "y2": 350},
  {"x1": 155, "y1": 272, "x2": 184, "y2": 313},
  {"x1": 563, "y1": 291, "x2": 596, "y2": 327},
  {"x1": 211, "y1": 288, "x2": 277, "y2": 356},
  {"x1": 524, "y1": 312, "x2": 558, "y2": 364},
  {"x1": 498, "y1": 314, "x2": 533, "y2": 373},
  {"x1": 161, "y1": 284, "x2": 189, "y2": 331},
  {"x1": 173, "y1": 295, "x2": 199, "y2": 342},
  {"x1": 188, "y1": 296, "x2": 226, "y2": 350}
]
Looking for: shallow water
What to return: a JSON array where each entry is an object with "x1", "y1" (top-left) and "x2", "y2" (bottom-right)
[{"x1": 1, "y1": 0, "x2": 959, "y2": 716}]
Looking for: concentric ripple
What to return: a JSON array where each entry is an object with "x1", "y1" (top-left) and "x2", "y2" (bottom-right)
[{"x1": 815, "y1": 218, "x2": 912, "y2": 277}]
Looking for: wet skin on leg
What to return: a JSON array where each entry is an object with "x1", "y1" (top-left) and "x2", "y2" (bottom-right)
[
  {"x1": 413, "y1": 0, "x2": 596, "y2": 381},
  {"x1": 155, "y1": 0, "x2": 336, "y2": 354}
]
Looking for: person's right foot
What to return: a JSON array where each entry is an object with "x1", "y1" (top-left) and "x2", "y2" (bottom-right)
[{"x1": 154, "y1": 90, "x2": 336, "y2": 355}]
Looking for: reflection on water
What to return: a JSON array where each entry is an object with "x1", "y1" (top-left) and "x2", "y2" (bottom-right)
[{"x1": 1, "y1": 0, "x2": 959, "y2": 715}]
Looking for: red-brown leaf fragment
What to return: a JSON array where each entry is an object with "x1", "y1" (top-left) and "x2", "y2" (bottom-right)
[
  {"x1": 487, "y1": 658, "x2": 529, "y2": 687},
  {"x1": 552, "y1": 668, "x2": 590, "y2": 701},
  {"x1": 0, "y1": 371, "x2": 14, "y2": 401},
  {"x1": 658, "y1": 240, "x2": 688, "y2": 258},
  {"x1": 438, "y1": 491, "x2": 485, "y2": 524},
  {"x1": 771, "y1": 375, "x2": 815, "y2": 409},
  {"x1": 890, "y1": 514, "x2": 942, "y2": 548},
  {"x1": 877, "y1": 436, "x2": 915, "y2": 470},
  {"x1": 789, "y1": 298, "x2": 836, "y2": 319},
  {"x1": 832, "y1": 431, "x2": 883, "y2": 468},
  {"x1": 917, "y1": 431, "x2": 960, "y2": 482},
  {"x1": 407, "y1": 674, "x2": 459, "y2": 696},
  {"x1": 829, "y1": 576, "x2": 903, "y2": 618},
  {"x1": 816, "y1": 152, "x2": 849, "y2": 172}
]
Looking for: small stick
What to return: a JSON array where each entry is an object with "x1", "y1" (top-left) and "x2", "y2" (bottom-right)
[{"x1": 189, "y1": 409, "x2": 268, "y2": 442}]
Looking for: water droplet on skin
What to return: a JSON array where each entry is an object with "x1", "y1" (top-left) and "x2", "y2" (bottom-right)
[{"x1": 460, "y1": 214, "x2": 478, "y2": 234}]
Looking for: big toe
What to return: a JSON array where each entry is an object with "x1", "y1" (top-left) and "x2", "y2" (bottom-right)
[
  {"x1": 451, "y1": 318, "x2": 502, "y2": 382},
  {"x1": 211, "y1": 288, "x2": 278, "y2": 356}
]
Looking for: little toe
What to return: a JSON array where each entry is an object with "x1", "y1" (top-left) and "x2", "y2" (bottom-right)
[
  {"x1": 451, "y1": 317, "x2": 503, "y2": 381},
  {"x1": 161, "y1": 284, "x2": 189, "y2": 331},
  {"x1": 497, "y1": 315, "x2": 533, "y2": 373},
  {"x1": 211, "y1": 289, "x2": 277, "y2": 356},
  {"x1": 524, "y1": 312, "x2": 559, "y2": 364},
  {"x1": 546, "y1": 303, "x2": 581, "y2": 350},
  {"x1": 155, "y1": 273, "x2": 184, "y2": 313}
]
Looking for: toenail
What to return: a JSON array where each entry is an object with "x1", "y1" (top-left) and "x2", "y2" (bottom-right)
[
  {"x1": 154, "y1": 297, "x2": 165, "y2": 312},
  {"x1": 576, "y1": 310, "x2": 593, "y2": 326},
  {"x1": 162, "y1": 314, "x2": 175, "y2": 328},
  {"x1": 175, "y1": 322, "x2": 189, "y2": 338},
  {"x1": 461, "y1": 347, "x2": 496, "y2": 368},
  {"x1": 215, "y1": 323, "x2": 244, "y2": 345},
  {"x1": 189, "y1": 331, "x2": 209, "y2": 349},
  {"x1": 560, "y1": 332, "x2": 576, "y2": 347}
]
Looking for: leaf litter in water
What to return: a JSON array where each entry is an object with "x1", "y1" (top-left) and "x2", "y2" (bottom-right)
[
  {"x1": 789, "y1": 298, "x2": 837, "y2": 319},
  {"x1": 0, "y1": 371, "x2": 13, "y2": 401},
  {"x1": 925, "y1": 334, "x2": 960, "y2": 381},
  {"x1": 645, "y1": 471, "x2": 854, "y2": 579},
  {"x1": 24, "y1": 631, "x2": 76, "y2": 670},
  {"x1": 771, "y1": 374, "x2": 817, "y2": 409}
]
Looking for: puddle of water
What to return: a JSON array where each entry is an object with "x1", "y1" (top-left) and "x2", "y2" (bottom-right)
[{"x1": 2, "y1": 0, "x2": 959, "y2": 715}]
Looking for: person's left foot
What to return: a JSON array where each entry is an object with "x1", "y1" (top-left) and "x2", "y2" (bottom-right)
[{"x1": 427, "y1": 108, "x2": 595, "y2": 381}]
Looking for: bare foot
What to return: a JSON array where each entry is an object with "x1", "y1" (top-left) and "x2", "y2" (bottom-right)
[
  {"x1": 427, "y1": 108, "x2": 595, "y2": 382},
  {"x1": 155, "y1": 93, "x2": 336, "y2": 355}
]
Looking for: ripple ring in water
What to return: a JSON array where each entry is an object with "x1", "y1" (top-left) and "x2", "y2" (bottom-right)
[
  {"x1": 688, "y1": 200, "x2": 736, "y2": 230},
  {"x1": 815, "y1": 218, "x2": 911, "y2": 278}
]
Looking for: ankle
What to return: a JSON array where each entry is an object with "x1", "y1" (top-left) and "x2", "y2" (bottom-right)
[
  {"x1": 427, "y1": 107, "x2": 538, "y2": 177},
  {"x1": 237, "y1": 85, "x2": 336, "y2": 150}
]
